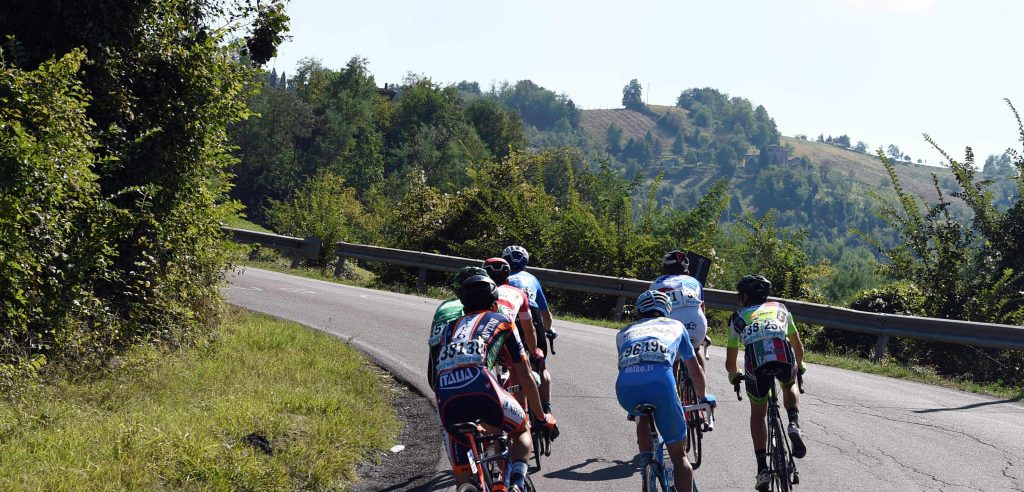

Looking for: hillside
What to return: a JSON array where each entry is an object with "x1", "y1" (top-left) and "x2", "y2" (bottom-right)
[{"x1": 571, "y1": 104, "x2": 966, "y2": 245}]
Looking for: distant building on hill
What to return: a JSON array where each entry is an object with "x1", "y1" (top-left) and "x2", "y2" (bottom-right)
[{"x1": 763, "y1": 145, "x2": 789, "y2": 165}]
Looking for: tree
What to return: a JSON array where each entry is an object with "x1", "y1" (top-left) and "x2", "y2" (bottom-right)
[
  {"x1": 0, "y1": 0, "x2": 289, "y2": 367},
  {"x1": 672, "y1": 136, "x2": 685, "y2": 156},
  {"x1": 622, "y1": 79, "x2": 644, "y2": 110},
  {"x1": 887, "y1": 144, "x2": 902, "y2": 161},
  {"x1": 854, "y1": 141, "x2": 868, "y2": 153},
  {"x1": 606, "y1": 124, "x2": 623, "y2": 154},
  {"x1": 983, "y1": 152, "x2": 1014, "y2": 175}
]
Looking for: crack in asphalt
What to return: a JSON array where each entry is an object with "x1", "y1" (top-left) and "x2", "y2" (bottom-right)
[
  {"x1": 1002, "y1": 459, "x2": 1024, "y2": 491},
  {"x1": 807, "y1": 393, "x2": 1020, "y2": 490}
]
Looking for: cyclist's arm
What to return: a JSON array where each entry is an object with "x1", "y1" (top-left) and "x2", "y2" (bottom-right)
[
  {"x1": 787, "y1": 322, "x2": 804, "y2": 367},
  {"x1": 535, "y1": 286, "x2": 553, "y2": 331},
  {"x1": 427, "y1": 344, "x2": 440, "y2": 393},
  {"x1": 683, "y1": 357, "x2": 708, "y2": 399},
  {"x1": 518, "y1": 317, "x2": 538, "y2": 354},
  {"x1": 725, "y1": 314, "x2": 741, "y2": 377},
  {"x1": 504, "y1": 324, "x2": 545, "y2": 417}
]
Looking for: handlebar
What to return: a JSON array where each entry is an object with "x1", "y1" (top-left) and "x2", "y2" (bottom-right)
[
  {"x1": 733, "y1": 378, "x2": 743, "y2": 401},
  {"x1": 547, "y1": 331, "x2": 556, "y2": 355}
]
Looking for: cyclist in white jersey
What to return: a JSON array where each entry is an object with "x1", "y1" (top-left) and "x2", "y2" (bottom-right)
[{"x1": 650, "y1": 250, "x2": 709, "y2": 369}]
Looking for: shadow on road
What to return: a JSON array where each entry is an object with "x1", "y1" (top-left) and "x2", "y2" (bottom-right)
[
  {"x1": 543, "y1": 457, "x2": 641, "y2": 482},
  {"x1": 913, "y1": 397, "x2": 1022, "y2": 414}
]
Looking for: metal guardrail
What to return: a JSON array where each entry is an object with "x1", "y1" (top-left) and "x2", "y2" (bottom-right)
[
  {"x1": 224, "y1": 227, "x2": 322, "y2": 268},
  {"x1": 222, "y1": 227, "x2": 1024, "y2": 357}
]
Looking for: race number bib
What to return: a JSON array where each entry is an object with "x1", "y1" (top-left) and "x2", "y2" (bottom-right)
[
  {"x1": 618, "y1": 339, "x2": 671, "y2": 368},
  {"x1": 737, "y1": 314, "x2": 787, "y2": 345},
  {"x1": 436, "y1": 336, "x2": 487, "y2": 371}
]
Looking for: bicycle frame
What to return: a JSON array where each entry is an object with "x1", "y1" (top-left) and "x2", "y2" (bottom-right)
[
  {"x1": 633, "y1": 402, "x2": 712, "y2": 492},
  {"x1": 733, "y1": 375, "x2": 801, "y2": 491},
  {"x1": 450, "y1": 423, "x2": 515, "y2": 492}
]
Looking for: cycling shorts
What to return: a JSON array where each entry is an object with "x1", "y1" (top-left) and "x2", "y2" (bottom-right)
[
  {"x1": 436, "y1": 366, "x2": 527, "y2": 472},
  {"x1": 743, "y1": 341, "x2": 797, "y2": 404},
  {"x1": 615, "y1": 362, "x2": 686, "y2": 444},
  {"x1": 672, "y1": 308, "x2": 708, "y2": 349}
]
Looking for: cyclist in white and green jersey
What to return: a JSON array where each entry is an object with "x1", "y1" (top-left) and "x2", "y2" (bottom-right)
[
  {"x1": 725, "y1": 274, "x2": 808, "y2": 491},
  {"x1": 427, "y1": 266, "x2": 487, "y2": 393}
]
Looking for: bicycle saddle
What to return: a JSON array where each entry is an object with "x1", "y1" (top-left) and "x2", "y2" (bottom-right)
[
  {"x1": 448, "y1": 422, "x2": 482, "y2": 436},
  {"x1": 634, "y1": 403, "x2": 657, "y2": 415}
]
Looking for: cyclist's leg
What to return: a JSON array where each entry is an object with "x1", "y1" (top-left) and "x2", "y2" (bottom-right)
[
  {"x1": 775, "y1": 346, "x2": 806, "y2": 458},
  {"x1": 492, "y1": 376, "x2": 533, "y2": 490},
  {"x1": 745, "y1": 363, "x2": 772, "y2": 482},
  {"x1": 665, "y1": 440, "x2": 695, "y2": 492}
]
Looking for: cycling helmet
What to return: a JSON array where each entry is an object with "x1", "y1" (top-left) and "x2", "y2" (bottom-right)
[
  {"x1": 501, "y1": 245, "x2": 530, "y2": 271},
  {"x1": 482, "y1": 257, "x2": 511, "y2": 285},
  {"x1": 662, "y1": 249, "x2": 689, "y2": 268},
  {"x1": 458, "y1": 274, "x2": 499, "y2": 310},
  {"x1": 453, "y1": 266, "x2": 488, "y2": 290},
  {"x1": 635, "y1": 290, "x2": 672, "y2": 318},
  {"x1": 736, "y1": 274, "x2": 772, "y2": 297}
]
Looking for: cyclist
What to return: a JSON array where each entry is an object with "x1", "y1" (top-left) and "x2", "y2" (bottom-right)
[
  {"x1": 725, "y1": 274, "x2": 807, "y2": 491},
  {"x1": 429, "y1": 275, "x2": 558, "y2": 491},
  {"x1": 483, "y1": 257, "x2": 540, "y2": 359},
  {"x1": 650, "y1": 249, "x2": 709, "y2": 369},
  {"x1": 502, "y1": 245, "x2": 556, "y2": 414},
  {"x1": 616, "y1": 290, "x2": 716, "y2": 492},
  {"x1": 427, "y1": 266, "x2": 487, "y2": 393}
]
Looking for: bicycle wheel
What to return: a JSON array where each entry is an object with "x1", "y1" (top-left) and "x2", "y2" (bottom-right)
[
  {"x1": 456, "y1": 484, "x2": 483, "y2": 492},
  {"x1": 684, "y1": 380, "x2": 702, "y2": 469},
  {"x1": 641, "y1": 461, "x2": 661, "y2": 492},
  {"x1": 769, "y1": 409, "x2": 791, "y2": 492},
  {"x1": 523, "y1": 473, "x2": 536, "y2": 492},
  {"x1": 531, "y1": 428, "x2": 542, "y2": 470}
]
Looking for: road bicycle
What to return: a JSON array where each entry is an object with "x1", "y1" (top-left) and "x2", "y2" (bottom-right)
[
  {"x1": 528, "y1": 330, "x2": 557, "y2": 469},
  {"x1": 674, "y1": 362, "x2": 714, "y2": 469},
  {"x1": 631, "y1": 401, "x2": 714, "y2": 492},
  {"x1": 449, "y1": 421, "x2": 536, "y2": 492},
  {"x1": 733, "y1": 373, "x2": 804, "y2": 491}
]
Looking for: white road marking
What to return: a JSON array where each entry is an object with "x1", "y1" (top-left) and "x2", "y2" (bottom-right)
[{"x1": 280, "y1": 287, "x2": 316, "y2": 294}]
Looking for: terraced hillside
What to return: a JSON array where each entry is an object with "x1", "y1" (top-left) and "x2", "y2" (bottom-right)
[{"x1": 580, "y1": 105, "x2": 953, "y2": 204}]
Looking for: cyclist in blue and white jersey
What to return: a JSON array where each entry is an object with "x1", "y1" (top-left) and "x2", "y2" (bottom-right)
[
  {"x1": 502, "y1": 245, "x2": 556, "y2": 414},
  {"x1": 650, "y1": 250, "x2": 709, "y2": 369},
  {"x1": 616, "y1": 290, "x2": 716, "y2": 492}
]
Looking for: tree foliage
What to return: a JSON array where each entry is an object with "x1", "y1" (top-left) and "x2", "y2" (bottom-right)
[
  {"x1": 622, "y1": 79, "x2": 644, "y2": 110},
  {"x1": 0, "y1": 0, "x2": 288, "y2": 376}
]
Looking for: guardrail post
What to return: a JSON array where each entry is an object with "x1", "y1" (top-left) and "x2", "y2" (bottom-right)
[
  {"x1": 612, "y1": 295, "x2": 627, "y2": 322},
  {"x1": 872, "y1": 335, "x2": 890, "y2": 361},
  {"x1": 333, "y1": 255, "x2": 348, "y2": 278},
  {"x1": 289, "y1": 250, "x2": 302, "y2": 268},
  {"x1": 416, "y1": 267, "x2": 427, "y2": 292}
]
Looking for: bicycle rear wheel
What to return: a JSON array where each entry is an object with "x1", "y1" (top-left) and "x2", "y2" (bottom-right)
[{"x1": 769, "y1": 408, "x2": 791, "y2": 492}]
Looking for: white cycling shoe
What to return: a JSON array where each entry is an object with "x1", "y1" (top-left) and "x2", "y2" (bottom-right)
[{"x1": 755, "y1": 470, "x2": 771, "y2": 491}]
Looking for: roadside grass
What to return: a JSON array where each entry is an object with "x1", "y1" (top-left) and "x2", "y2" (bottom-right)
[
  {"x1": 0, "y1": 307, "x2": 398, "y2": 490},
  {"x1": 234, "y1": 253, "x2": 1023, "y2": 401},
  {"x1": 225, "y1": 215, "x2": 273, "y2": 233}
]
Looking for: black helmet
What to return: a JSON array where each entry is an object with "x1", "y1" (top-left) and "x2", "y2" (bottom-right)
[
  {"x1": 736, "y1": 274, "x2": 772, "y2": 296},
  {"x1": 458, "y1": 274, "x2": 499, "y2": 310},
  {"x1": 454, "y1": 266, "x2": 488, "y2": 290}
]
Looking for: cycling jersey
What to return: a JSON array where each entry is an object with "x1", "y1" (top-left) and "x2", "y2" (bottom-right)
[
  {"x1": 508, "y1": 271, "x2": 548, "y2": 311},
  {"x1": 650, "y1": 274, "x2": 708, "y2": 345},
  {"x1": 615, "y1": 316, "x2": 695, "y2": 444},
  {"x1": 728, "y1": 301, "x2": 798, "y2": 403},
  {"x1": 431, "y1": 310, "x2": 529, "y2": 473},
  {"x1": 727, "y1": 301, "x2": 797, "y2": 369},
  {"x1": 429, "y1": 298, "x2": 464, "y2": 348},
  {"x1": 495, "y1": 284, "x2": 532, "y2": 324}
]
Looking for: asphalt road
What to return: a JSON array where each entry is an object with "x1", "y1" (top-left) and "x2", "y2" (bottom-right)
[{"x1": 225, "y1": 267, "x2": 1024, "y2": 491}]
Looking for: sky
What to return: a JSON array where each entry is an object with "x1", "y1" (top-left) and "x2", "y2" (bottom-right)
[{"x1": 269, "y1": 0, "x2": 1024, "y2": 166}]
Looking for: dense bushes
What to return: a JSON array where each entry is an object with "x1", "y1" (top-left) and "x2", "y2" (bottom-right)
[{"x1": 1, "y1": 0, "x2": 287, "y2": 383}]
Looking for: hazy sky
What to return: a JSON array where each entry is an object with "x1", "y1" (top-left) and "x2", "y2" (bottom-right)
[{"x1": 270, "y1": 0, "x2": 1023, "y2": 165}]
